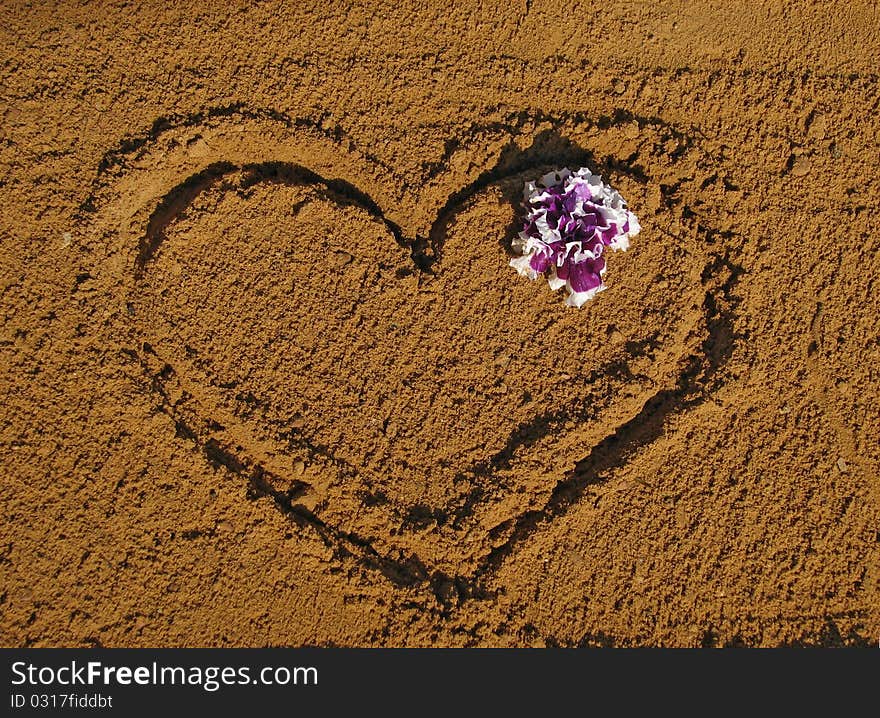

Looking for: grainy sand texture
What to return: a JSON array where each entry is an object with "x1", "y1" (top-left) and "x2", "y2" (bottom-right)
[{"x1": 1, "y1": 1, "x2": 878, "y2": 646}]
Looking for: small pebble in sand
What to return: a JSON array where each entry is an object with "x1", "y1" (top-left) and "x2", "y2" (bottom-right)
[
  {"x1": 14, "y1": 586, "x2": 34, "y2": 603},
  {"x1": 836, "y1": 457, "x2": 848, "y2": 473},
  {"x1": 292, "y1": 459, "x2": 306, "y2": 477},
  {"x1": 791, "y1": 156, "x2": 811, "y2": 177},
  {"x1": 613, "y1": 79, "x2": 626, "y2": 94},
  {"x1": 806, "y1": 113, "x2": 826, "y2": 140},
  {"x1": 333, "y1": 250, "x2": 354, "y2": 267},
  {"x1": 61, "y1": 232, "x2": 72, "y2": 247}
]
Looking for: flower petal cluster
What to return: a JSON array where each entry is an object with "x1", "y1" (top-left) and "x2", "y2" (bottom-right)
[{"x1": 510, "y1": 168, "x2": 640, "y2": 307}]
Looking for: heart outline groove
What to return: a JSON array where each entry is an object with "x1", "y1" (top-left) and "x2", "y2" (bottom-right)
[{"x1": 81, "y1": 106, "x2": 740, "y2": 605}]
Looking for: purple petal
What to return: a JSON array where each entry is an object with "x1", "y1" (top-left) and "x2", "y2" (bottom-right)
[
  {"x1": 529, "y1": 251, "x2": 552, "y2": 274},
  {"x1": 567, "y1": 257, "x2": 606, "y2": 293}
]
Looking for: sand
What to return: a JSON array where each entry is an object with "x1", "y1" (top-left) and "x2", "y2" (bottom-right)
[{"x1": 1, "y1": 1, "x2": 878, "y2": 647}]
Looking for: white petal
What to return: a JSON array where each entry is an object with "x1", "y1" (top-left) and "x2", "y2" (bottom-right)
[
  {"x1": 565, "y1": 283, "x2": 605, "y2": 308},
  {"x1": 608, "y1": 234, "x2": 630, "y2": 252},
  {"x1": 597, "y1": 204, "x2": 628, "y2": 228},
  {"x1": 509, "y1": 254, "x2": 538, "y2": 280},
  {"x1": 547, "y1": 270, "x2": 566, "y2": 291},
  {"x1": 627, "y1": 212, "x2": 641, "y2": 237},
  {"x1": 541, "y1": 168, "x2": 571, "y2": 187},
  {"x1": 535, "y1": 215, "x2": 561, "y2": 243},
  {"x1": 572, "y1": 244, "x2": 601, "y2": 262}
]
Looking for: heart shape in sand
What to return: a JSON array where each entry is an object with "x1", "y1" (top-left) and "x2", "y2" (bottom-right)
[{"x1": 87, "y1": 110, "x2": 716, "y2": 578}]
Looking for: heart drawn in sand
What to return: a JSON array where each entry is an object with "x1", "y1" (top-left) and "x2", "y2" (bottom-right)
[{"x1": 85, "y1": 108, "x2": 731, "y2": 584}]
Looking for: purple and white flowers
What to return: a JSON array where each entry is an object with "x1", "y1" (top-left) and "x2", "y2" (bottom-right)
[{"x1": 510, "y1": 167, "x2": 640, "y2": 307}]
